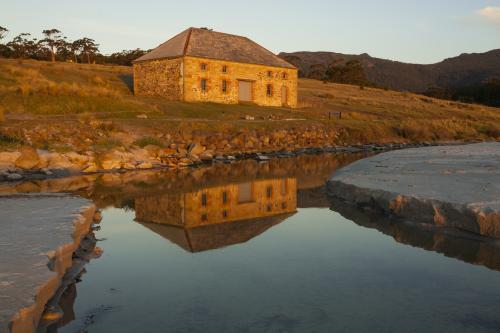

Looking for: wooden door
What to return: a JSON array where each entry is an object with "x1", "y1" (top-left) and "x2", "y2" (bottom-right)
[
  {"x1": 281, "y1": 86, "x2": 287, "y2": 106},
  {"x1": 238, "y1": 81, "x2": 252, "y2": 102},
  {"x1": 237, "y1": 182, "x2": 253, "y2": 203}
]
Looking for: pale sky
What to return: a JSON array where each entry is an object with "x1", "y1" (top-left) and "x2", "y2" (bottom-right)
[{"x1": 1, "y1": 0, "x2": 499, "y2": 64}]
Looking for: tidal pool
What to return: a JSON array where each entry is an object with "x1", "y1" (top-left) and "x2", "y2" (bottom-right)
[{"x1": 4, "y1": 153, "x2": 500, "y2": 332}]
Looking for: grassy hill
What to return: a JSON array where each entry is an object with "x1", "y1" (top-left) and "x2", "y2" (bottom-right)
[
  {"x1": 280, "y1": 49, "x2": 500, "y2": 93},
  {"x1": 0, "y1": 58, "x2": 499, "y2": 152}
]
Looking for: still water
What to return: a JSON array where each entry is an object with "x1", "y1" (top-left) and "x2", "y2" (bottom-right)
[{"x1": 17, "y1": 153, "x2": 500, "y2": 333}]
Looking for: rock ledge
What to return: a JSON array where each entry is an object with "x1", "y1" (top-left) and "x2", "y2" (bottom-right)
[
  {"x1": 327, "y1": 143, "x2": 500, "y2": 238},
  {"x1": 0, "y1": 194, "x2": 96, "y2": 333}
]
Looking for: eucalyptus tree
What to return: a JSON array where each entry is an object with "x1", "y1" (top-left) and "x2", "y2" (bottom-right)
[
  {"x1": 0, "y1": 26, "x2": 7, "y2": 42},
  {"x1": 74, "y1": 37, "x2": 99, "y2": 64},
  {"x1": 0, "y1": 26, "x2": 8, "y2": 57},
  {"x1": 41, "y1": 29, "x2": 66, "y2": 62},
  {"x1": 7, "y1": 33, "x2": 37, "y2": 59}
]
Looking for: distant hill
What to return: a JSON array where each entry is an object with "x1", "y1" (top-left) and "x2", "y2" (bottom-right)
[{"x1": 279, "y1": 49, "x2": 500, "y2": 93}]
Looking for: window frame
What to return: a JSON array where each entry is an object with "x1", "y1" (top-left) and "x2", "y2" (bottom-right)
[
  {"x1": 266, "y1": 84, "x2": 273, "y2": 97},
  {"x1": 200, "y1": 63, "x2": 207, "y2": 71},
  {"x1": 201, "y1": 78, "x2": 207, "y2": 92},
  {"x1": 222, "y1": 79, "x2": 228, "y2": 93},
  {"x1": 222, "y1": 65, "x2": 228, "y2": 73},
  {"x1": 266, "y1": 185, "x2": 273, "y2": 198}
]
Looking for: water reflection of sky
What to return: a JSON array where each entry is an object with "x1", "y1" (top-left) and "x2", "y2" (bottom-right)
[
  {"x1": 60, "y1": 206, "x2": 500, "y2": 333},
  {"x1": 7, "y1": 153, "x2": 496, "y2": 332}
]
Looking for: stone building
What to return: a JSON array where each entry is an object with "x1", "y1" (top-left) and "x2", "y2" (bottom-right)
[
  {"x1": 134, "y1": 177, "x2": 297, "y2": 252},
  {"x1": 133, "y1": 27, "x2": 298, "y2": 107}
]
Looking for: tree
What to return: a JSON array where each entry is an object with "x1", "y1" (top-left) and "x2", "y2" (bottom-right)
[
  {"x1": 0, "y1": 26, "x2": 8, "y2": 58},
  {"x1": 54, "y1": 39, "x2": 73, "y2": 62},
  {"x1": 7, "y1": 33, "x2": 38, "y2": 59},
  {"x1": 40, "y1": 29, "x2": 65, "y2": 62},
  {"x1": 325, "y1": 60, "x2": 371, "y2": 86},
  {"x1": 0, "y1": 26, "x2": 7, "y2": 42},
  {"x1": 70, "y1": 40, "x2": 83, "y2": 63},
  {"x1": 106, "y1": 49, "x2": 147, "y2": 66},
  {"x1": 74, "y1": 37, "x2": 99, "y2": 64}
]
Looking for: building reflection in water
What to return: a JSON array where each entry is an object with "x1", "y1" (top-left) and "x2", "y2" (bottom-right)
[{"x1": 135, "y1": 177, "x2": 297, "y2": 252}]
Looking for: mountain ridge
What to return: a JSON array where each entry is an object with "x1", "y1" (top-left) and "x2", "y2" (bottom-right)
[{"x1": 279, "y1": 49, "x2": 500, "y2": 92}]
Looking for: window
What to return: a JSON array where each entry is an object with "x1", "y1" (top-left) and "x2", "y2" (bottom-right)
[
  {"x1": 282, "y1": 72, "x2": 288, "y2": 79},
  {"x1": 267, "y1": 204, "x2": 272, "y2": 212},
  {"x1": 222, "y1": 80, "x2": 228, "y2": 93},
  {"x1": 222, "y1": 65, "x2": 228, "y2": 73},
  {"x1": 201, "y1": 79, "x2": 207, "y2": 92},
  {"x1": 222, "y1": 191, "x2": 228, "y2": 204},
  {"x1": 201, "y1": 193, "x2": 207, "y2": 206},
  {"x1": 267, "y1": 71, "x2": 272, "y2": 77},
  {"x1": 266, "y1": 185, "x2": 273, "y2": 198},
  {"x1": 201, "y1": 213, "x2": 208, "y2": 221},
  {"x1": 200, "y1": 63, "x2": 207, "y2": 71},
  {"x1": 222, "y1": 210, "x2": 228, "y2": 218},
  {"x1": 282, "y1": 202, "x2": 287, "y2": 209},
  {"x1": 281, "y1": 179, "x2": 287, "y2": 195},
  {"x1": 266, "y1": 84, "x2": 273, "y2": 97}
]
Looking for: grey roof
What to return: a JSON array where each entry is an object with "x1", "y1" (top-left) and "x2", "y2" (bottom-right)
[
  {"x1": 134, "y1": 27, "x2": 296, "y2": 69},
  {"x1": 138, "y1": 213, "x2": 295, "y2": 253}
]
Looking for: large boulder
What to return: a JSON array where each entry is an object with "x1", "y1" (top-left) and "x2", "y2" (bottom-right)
[
  {"x1": 187, "y1": 143, "x2": 206, "y2": 156},
  {"x1": 15, "y1": 146, "x2": 40, "y2": 170},
  {"x1": 130, "y1": 148, "x2": 151, "y2": 163},
  {"x1": 144, "y1": 145, "x2": 161, "y2": 158},
  {"x1": 47, "y1": 153, "x2": 76, "y2": 170},
  {"x1": 64, "y1": 152, "x2": 90, "y2": 167},
  {"x1": 0, "y1": 151, "x2": 21, "y2": 170},
  {"x1": 99, "y1": 151, "x2": 123, "y2": 170}
]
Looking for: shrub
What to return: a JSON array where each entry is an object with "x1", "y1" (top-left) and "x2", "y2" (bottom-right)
[
  {"x1": 133, "y1": 136, "x2": 163, "y2": 148},
  {"x1": 478, "y1": 124, "x2": 500, "y2": 139},
  {"x1": 0, "y1": 132, "x2": 23, "y2": 148},
  {"x1": 94, "y1": 138, "x2": 122, "y2": 150}
]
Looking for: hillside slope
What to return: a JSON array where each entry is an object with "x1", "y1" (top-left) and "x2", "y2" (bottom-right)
[
  {"x1": 0, "y1": 59, "x2": 499, "y2": 154},
  {"x1": 279, "y1": 49, "x2": 500, "y2": 92}
]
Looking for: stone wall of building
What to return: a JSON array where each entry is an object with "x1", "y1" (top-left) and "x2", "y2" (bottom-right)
[
  {"x1": 183, "y1": 177, "x2": 297, "y2": 227},
  {"x1": 133, "y1": 58, "x2": 183, "y2": 99},
  {"x1": 132, "y1": 178, "x2": 297, "y2": 228},
  {"x1": 183, "y1": 56, "x2": 298, "y2": 108}
]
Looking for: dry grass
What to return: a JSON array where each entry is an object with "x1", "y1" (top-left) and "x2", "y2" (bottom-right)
[
  {"x1": 297, "y1": 79, "x2": 500, "y2": 142},
  {"x1": 0, "y1": 59, "x2": 499, "y2": 148}
]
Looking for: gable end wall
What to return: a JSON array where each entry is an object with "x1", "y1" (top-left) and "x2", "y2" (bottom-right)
[{"x1": 133, "y1": 58, "x2": 184, "y2": 99}]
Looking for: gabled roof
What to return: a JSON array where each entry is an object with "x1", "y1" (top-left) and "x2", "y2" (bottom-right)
[
  {"x1": 138, "y1": 213, "x2": 294, "y2": 253},
  {"x1": 134, "y1": 27, "x2": 296, "y2": 69}
]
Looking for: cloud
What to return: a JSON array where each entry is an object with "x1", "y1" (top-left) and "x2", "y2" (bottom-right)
[{"x1": 477, "y1": 6, "x2": 500, "y2": 27}]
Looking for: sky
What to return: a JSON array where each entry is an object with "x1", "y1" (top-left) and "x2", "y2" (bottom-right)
[{"x1": 1, "y1": 0, "x2": 499, "y2": 64}]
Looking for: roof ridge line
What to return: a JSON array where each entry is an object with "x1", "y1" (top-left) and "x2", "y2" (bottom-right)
[
  {"x1": 242, "y1": 36, "x2": 297, "y2": 69},
  {"x1": 183, "y1": 27, "x2": 193, "y2": 56}
]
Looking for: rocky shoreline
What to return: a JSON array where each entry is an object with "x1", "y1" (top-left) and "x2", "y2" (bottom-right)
[{"x1": 0, "y1": 140, "x2": 481, "y2": 182}]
